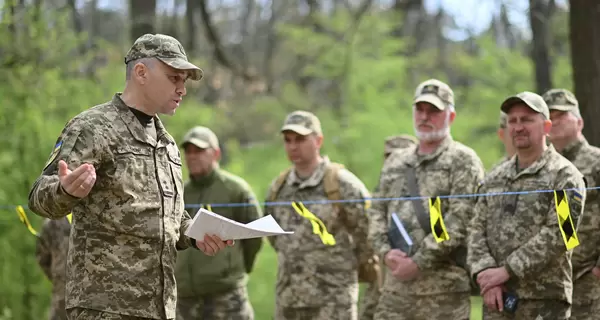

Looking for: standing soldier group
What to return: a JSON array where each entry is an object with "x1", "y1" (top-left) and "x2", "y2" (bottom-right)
[{"x1": 30, "y1": 33, "x2": 599, "y2": 320}]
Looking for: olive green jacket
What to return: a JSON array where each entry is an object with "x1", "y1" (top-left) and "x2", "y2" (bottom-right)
[{"x1": 175, "y1": 168, "x2": 263, "y2": 297}]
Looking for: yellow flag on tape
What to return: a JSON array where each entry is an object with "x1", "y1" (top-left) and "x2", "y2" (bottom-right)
[
  {"x1": 554, "y1": 190, "x2": 579, "y2": 250},
  {"x1": 16, "y1": 205, "x2": 38, "y2": 237},
  {"x1": 292, "y1": 201, "x2": 336, "y2": 246},
  {"x1": 66, "y1": 213, "x2": 72, "y2": 224},
  {"x1": 429, "y1": 197, "x2": 450, "y2": 243}
]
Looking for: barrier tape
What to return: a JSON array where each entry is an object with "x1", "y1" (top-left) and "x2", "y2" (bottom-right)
[{"x1": 1, "y1": 185, "x2": 596, "y2": 210}]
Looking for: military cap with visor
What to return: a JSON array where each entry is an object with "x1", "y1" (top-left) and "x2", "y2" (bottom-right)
[
  {"x1": 414, "y1": 79, "x2": 455, "y2": 110},
  {"x1": 280, "y1": 111, "x2": 323, "y2": 135},
  {"x1": 500, "y1": 91, "x2": 550, "y2": 120},
  {"x1": 125, "y1": 33, "x2": 204, "y2": 81}
]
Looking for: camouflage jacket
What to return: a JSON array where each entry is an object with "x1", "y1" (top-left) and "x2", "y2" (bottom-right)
[
  {"x1": 36, "y1": 217, "x2": 71, "y2": 320},
  {"x1": 28, "y1": 93, "x2": 196, "y2": 319},
  {"x1": 264, "y1": 157, "x2": 371, "y2": 307},
  {"x1": 467, "y1": 145, "x2": 586, "y2": 303},
  {"x1": 559, "y1": 138, "x2": 600, "y2": 304},
  {"x1": 368, "y1": 136, "x2": 484, "y2": 295}
]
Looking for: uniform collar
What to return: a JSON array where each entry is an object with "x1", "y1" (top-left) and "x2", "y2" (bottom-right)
[{"x1": 287, "y1": 156, "x2": 330, "y2": 189}]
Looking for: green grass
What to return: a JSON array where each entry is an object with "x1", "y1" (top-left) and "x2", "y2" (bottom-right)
[{"x1": 247, "y1": 241, "x2": 483, "y2": 319}]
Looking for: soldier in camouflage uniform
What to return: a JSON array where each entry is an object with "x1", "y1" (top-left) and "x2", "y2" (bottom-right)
[
  {"x1": 543, "y1": 88, "x2": 600, "y2": 320},
  {"x1": 265, "y1": 110, "x2": 373, "y2": 320},
  {"x1": 467, "y1": 91, "x2": 587, "y2": 319},
  {"x1": 28, "y1": 34, "x2": 232, "y2": 320},
  {"x1": 175, "y1": 126, "x2": 262, "y2": 320},
  {"x1": 36, "y1": 217, "x2": 71, "y2": 320},
  {"x1": 369, "y1": 79, "x2": 485, "y2": 320},
  {"x1": 358, "y1": 135, "x2": 417, "y2": 320}
]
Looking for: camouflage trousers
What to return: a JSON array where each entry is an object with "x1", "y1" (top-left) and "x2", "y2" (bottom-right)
[
  {"x1": 275, "y1": 303, "x2": 357, "y2": 320},
  {"x1": 66, "y1": 308, "x2": 159, "y2": 320},
  {"x1": 482, "y1": 299, "x2": 570, "y2": 320},
  {"x1": 176, "y1": 286, "x2": 254, "y2": 320},
  {"x1": 570, "y1": 299, "x2": 600, "y2": 320},
  {"x1": 358, "y1": 282, "x2": 381, "y2": 320},
  {"x1": 374, "y1": 292, "x2": 470, "y2": 320}
]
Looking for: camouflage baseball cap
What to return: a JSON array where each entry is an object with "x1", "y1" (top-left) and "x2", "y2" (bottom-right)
[
  {"x1": 124, "y1": 33, "x2": 203, "y2": 81},
  {"x1": 542, "y1": 88, "x2": 579, "y2": 114},
  {"x1": 181, "y1": 126, "x2": 219, "y2": 149},
  {"x1": 280, "y1": 110, "x2": 322, "y2": 135},
  {"x1": 500, "y1": 91, "x2": 550, "y2": 119},
  {"x1": 414, "y1": 79, "x2": 455, "y2": 110},
  {"x1": 384, "y1": 134, "x2": 417, "y2": 154}
]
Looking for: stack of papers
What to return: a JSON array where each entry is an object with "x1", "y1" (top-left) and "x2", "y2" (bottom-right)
[{"x1": 185, "y1": 208, "x2": 294, "y2": 241}]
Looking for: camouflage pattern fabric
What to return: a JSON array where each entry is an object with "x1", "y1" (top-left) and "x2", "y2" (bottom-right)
[
  {"x1": 368, "y1": 136, "x2": 484, "y2": 316},
  {"x1": 374, "y1": 290, "x2": 470, "y2": 320},
  {"x1": 357, "y1": 260, "x2": 384, "y2": 320},
  {"x1": 66, "y1": 308, "x2": 156, "y2": 320},
  {"x1": 36, "y1": 217, "x2": 71, "y2": 320},
  {"x1": 176, "y1": 286, "x2": 253, "y2": 320},
  {"x1": 467, "y1": 145, "x2": 586, "y2": 313},
  {"x1": 481, "y1": 299, "x2": 571, "y2": 320},
  {"x1": 275, "y1": 303, "x2": 357, "y2": 320},
  {"x1": 556, "y1": 138, "x2": 600, "y2": 314},
  {"x1": 264, "y1": 157, "x2": 371, "y2": 319},
  {"x1": 124, "y1": 34, "x2": 203, "y2": 81},
  {"x1": 28, "y1": 93, "x2": 196, "y2": 319}
]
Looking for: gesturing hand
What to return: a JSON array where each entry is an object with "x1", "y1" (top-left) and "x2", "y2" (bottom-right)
[{"x1": 58, "y1": 160, "x2": 96, "y2": 198}]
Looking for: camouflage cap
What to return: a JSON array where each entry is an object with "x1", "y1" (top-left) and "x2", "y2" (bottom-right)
[
  {"x1": 124, "y1": 33, "x2": 203, "y2": 81},
  {"x1": 181, "y1": 126, "x2": 219, "y2": 149},
  {"x1": 384, "y1": 134, "x2": 417, "y2": 154},
  {"x1": 500, "y1": 91, "x2": 550, "y2": 119},
  {"x1": 280, "y1": 110, "x2": 322, "y2": 135},
  {"x1": 542, "y1": 88, "x2": 579, "y2": 114},
  {"x1": 414, "y1": 79, "x2": 455, "y2": 110}
]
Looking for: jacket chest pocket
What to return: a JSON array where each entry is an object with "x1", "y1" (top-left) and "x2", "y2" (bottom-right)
[
  {"x1": 113, "y1": 146, "x2": 155, "y2": 195},
  {"x1": 514, "y1": 181, "x2": 552, "y2": 226}
]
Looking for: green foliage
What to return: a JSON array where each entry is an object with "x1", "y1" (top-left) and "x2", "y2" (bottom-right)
[{"x1": 0, "y1": 4, "x2": 568, "y2": 320}]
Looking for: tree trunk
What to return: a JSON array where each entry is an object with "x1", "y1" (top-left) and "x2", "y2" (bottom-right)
[
  {"x1": 529, "y1": 0, "x2": 554, "y2": 94},
  {"x1": 130, "y1": 0, "x2": 156, "y2": 42},
  {"x1": 569, "y1": 0, "x2": 600, "y2": 147}
]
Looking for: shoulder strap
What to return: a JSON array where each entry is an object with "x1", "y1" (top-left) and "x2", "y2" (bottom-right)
[
  {"x1": 269, "y1": 167, "x2": 292, "y2": 202},
  {"x1": 404, "y1": 166, "x2": 430, "y2": 233},
  {"x1": 323, "y1": 163, "x2": 344, "y2": 206}
]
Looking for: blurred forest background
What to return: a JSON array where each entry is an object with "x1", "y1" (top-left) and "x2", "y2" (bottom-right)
[{"x1": 1, "y1": 0, "x2": 600, "y2": 319}]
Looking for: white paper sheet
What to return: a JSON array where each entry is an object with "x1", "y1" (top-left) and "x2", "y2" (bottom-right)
[{"x1": 185, "y1": 208, "x2": 294, "y2": 240}]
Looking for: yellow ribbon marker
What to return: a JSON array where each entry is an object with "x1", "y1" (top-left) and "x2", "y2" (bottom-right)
[
  {"x1": 429, "y1": 197, "x2": 449, "y2": 243},
  {"x1": 66, "y1": 213, "x2": 73, "y2": 224},
  {"x1": 291, "y1": 201, "x2": 336, "y2": 246},
  {"x1": 554, "y1": 190, "x2": 580, "y2": 250},
  {"x1": 202, "y1": 204, "x2": 213, "y2": 212},
  {"x1": 16, "y1": 205, "x2": 39, "y2": 237}
]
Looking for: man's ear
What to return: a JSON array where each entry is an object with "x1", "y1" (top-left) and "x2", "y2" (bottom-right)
[
  {"x1": 133, "y1": 62, "x2": 149, "y2": 84},
  {"x1": 543, "y1": 119, "x2": 552, "y2": 135}
]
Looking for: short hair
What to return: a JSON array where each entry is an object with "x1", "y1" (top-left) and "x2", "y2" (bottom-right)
[{"x1": 125, "y1": 57, "x2": 155, "y2": 80}]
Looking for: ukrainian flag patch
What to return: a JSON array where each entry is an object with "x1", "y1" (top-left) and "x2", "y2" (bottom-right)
[
  {"x1": 572, "y1": 190, "x2": 583, "y2": 204},
  {"x1": 44, "y1": 141, "x2": 62, "y2": 169}
]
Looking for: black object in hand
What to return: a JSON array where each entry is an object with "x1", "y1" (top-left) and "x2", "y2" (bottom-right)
[{"x1": 502, "y1": 291, "x2": 519, "y2": 314}]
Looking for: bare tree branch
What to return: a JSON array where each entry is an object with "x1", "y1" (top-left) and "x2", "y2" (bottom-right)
[{"x1": 198, "y1": 0, "x2": 258, "y2": 81}]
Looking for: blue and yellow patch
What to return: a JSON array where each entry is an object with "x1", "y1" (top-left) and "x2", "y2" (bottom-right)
[
  {"x1": 572, "y1": 190, "x2": 583, "y2": 204},
  {"x1": 44, "y1": 141, "x2": 62, "y2": 169}
]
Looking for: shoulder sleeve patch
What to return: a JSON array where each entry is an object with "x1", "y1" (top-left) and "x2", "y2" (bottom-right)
[{"x1": 43, "y1": 141, "x2": 63, "y2": 171}]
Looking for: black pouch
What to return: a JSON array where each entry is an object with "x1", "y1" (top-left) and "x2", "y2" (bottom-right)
[{"x1": 502, "y1": 291, "x2": 519, "y2": 314}]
